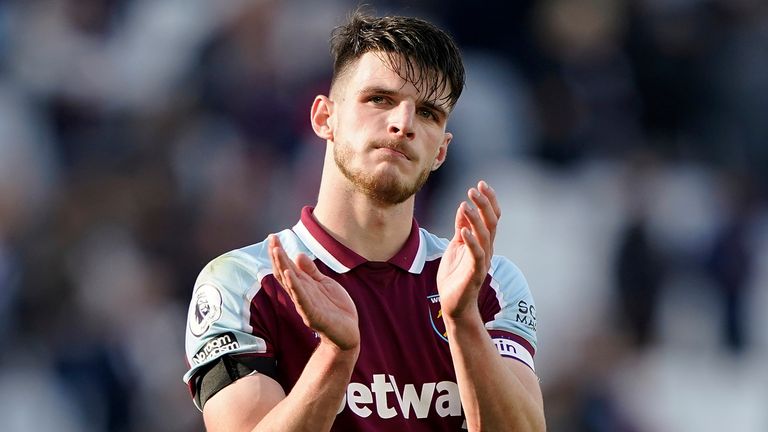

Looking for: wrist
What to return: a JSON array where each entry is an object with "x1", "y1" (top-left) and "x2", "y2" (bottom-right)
[
  {"x1": 318, "y1": 336, "x2": 360, "y2": 360},
  {"x1": 443, "y1": 306, "x2": 483, "y2": 331}
]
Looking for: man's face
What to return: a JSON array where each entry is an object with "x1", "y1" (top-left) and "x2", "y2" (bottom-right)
[{"x1": 329, "y1": 52, "x2": 453, "y2": 205}]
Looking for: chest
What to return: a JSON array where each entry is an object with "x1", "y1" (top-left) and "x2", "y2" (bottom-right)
[
  {"x1": 273, "y1": 263, "x2": 455, "y2": 381},
  {"x1": 343, "y1": 264, "x2": 452, "y2": 376}
]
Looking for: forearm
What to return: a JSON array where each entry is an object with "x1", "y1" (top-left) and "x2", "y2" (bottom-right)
[
  {"x1": 445, "y1": 311, "x2": 545, "y2": 432},
  {"x1": 254, "y1": 342, "x2": 358, "y2": 432}
]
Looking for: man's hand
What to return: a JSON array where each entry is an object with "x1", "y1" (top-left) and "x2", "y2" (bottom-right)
[
  {"x1": 205, "y1": 238, "x2": 360, "y2": 432},
  {"x1": 269, "y1": 235, "x2": 360, "y2": 351},
  {"x1": 436, "y1": 181, "x2": 501, "y2": 321}
]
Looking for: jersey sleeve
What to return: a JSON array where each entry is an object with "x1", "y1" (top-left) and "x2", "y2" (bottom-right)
[
  {"x1": 482, "y1": 255, "x2": 538, "y2": 370},
  {"x1": 182, "y1": 248, "x2": 275, "y2": 397}
]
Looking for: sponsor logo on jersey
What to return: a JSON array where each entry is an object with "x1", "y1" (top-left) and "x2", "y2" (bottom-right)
[
  {"x1": 515, "y1": 300, "x2": 536, "y2": 331},
  {"x1": 493, "y1": 337, "x2": 518, "y2": 356},
  {"x1": 337, "y1": 374, "x2": 462, "y2": 420},
  {"x1": 192, "y1": 332, "x2": 240, "y2": 365},
  {"x1": 188, "y1": 284, "x2": 223, "y2": 337},
  {"x1": 492, "y1": 337, "x2": 535, "y2": 371},
  {"x1": 427, "y1": 294, "x2": 448, "y2": 342}
]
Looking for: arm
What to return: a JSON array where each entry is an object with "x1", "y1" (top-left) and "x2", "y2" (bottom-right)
[
  {"x1": 204, "y1": 235, "x2": 360, "y2": 432},
  {"x1": 437, "y1": 181, "x2": 545, "y2": 431},
  {"x1": 444, "y1": 313, "x2": 544, "y2": 431},
  {"x1": 204, "y1": 342, "x2": 357, "y2": 431}
]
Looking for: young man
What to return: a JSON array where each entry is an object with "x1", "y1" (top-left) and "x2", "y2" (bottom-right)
[{"x1": 183, "y1": 12, "x2": 544, "y2": 431}]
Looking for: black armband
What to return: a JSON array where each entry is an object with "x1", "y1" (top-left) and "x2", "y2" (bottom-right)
[{"x1": 193, "y1": 355, "x2": 278, "y2": 409}]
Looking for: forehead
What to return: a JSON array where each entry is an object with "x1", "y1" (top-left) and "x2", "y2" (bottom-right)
[{"x1": 338, "y1": 52, "x2": 451, "y2": 108}]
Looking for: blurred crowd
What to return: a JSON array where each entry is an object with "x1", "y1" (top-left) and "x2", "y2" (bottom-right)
[{"x1": 0, "y1": 0, "x2": 766, "y2": 431}]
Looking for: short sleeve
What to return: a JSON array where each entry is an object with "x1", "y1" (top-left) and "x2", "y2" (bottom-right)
[
  {"x1": 182, "y1": 248, "x2": 274, "y2": 389},
  {"x1": 482, "y1": 256, "x2": 538, "y2": 369}
]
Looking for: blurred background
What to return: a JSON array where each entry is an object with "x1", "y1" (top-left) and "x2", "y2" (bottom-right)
[{"x1": 0, "y1": 0, "x2": 766, "y2": 431}]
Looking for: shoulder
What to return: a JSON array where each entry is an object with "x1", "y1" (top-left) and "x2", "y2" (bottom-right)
[
  {"x1": 483, "y1": 255, "x2": 537, "y2": 349},
  {"x1": 489, "y1": 255, "x2": 528, "y2": 290},
  {"x1": 486, "y1": 255, "x2": 533, "y2": 315},
  {"x1": 418, "y1": 227, "x2": 528, "y2": 287},
  {"x1": 195, "y1": 228, "x2": 306, "y2": 294},
  {"x1": 183, "y1": 229, "x2": 306, "y2": 388}
]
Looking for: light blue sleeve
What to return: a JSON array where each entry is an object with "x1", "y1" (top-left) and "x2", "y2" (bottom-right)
[
  {"x1": 182, "y1": 245, "x2": 273, "y2": 386},
  {"x1": 484, "y1": 255, "x2": 538, "y2": 352}
]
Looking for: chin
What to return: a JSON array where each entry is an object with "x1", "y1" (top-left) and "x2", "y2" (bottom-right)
[{"x1": 366, "y1": 172, "x2": 429, "y2": 206}]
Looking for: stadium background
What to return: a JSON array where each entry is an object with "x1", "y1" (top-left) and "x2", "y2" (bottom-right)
[{"x1": 0, "y1": 0, "x2": 766, "y2": 430}]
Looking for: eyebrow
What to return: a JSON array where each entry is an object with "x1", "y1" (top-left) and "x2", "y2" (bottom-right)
[{"x1": 358, "y1": 86, "x2": 449, "y2": 119}]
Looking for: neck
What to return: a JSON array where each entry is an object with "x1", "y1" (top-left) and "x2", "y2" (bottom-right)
[{"x1": 313, "y1": 155, "x2": 416, "y2": 262}]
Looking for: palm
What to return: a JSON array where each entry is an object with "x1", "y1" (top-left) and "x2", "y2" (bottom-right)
[
  {"x1": 269, "y1": 235, "x2": 359, "y2": 351},
  {"x1": 436, "y1": 182, "x2": 501, "y2": 320},
  {"x1": 291, "y1": 266, "x2": 359, "y2": 350},
  {"x1": 437, "y1": 237, "x2": 483, "y2": 315}
]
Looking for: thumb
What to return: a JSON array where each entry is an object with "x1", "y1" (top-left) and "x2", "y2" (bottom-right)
[{"x1": 295, "y1": 253, "x2": 325, "y2": 281}]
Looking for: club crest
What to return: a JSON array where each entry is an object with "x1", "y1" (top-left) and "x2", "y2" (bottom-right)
[{"x1": 427, "y1": 294, "x2": 448, "y2": 342}]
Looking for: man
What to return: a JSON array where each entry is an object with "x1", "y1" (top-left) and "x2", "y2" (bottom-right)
[{"x1": 183, "y1": 11, "x2": 544, "y2": 431}]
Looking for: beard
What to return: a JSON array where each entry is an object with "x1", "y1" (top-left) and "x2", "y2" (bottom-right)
[{"x1": 334, "y1": 139, "x2": 433, "y2": 206}]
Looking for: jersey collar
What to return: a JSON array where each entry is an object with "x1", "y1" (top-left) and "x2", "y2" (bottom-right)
[{"x1": 292, "y1": 206, "x2": 426, "y2": 274}]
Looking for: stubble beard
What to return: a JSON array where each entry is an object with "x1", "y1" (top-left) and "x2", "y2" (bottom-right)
[{"x1": 333, "y1": 140, "x2": 433, "y2": 206}]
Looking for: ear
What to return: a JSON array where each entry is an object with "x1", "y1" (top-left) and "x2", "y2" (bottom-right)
[
  {"x1": 432, "y1": 132, "x2": 452, "y2": 171},
  {"x1": 311, "y1": 95, "x2": 334, "y2": 141}
]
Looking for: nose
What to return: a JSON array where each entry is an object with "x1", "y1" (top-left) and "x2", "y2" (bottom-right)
[{"x1": 388, "y1": 102, "x2": 415, "y2": 140}]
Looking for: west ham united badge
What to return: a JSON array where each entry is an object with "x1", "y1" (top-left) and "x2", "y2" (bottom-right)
[
  {"x1": 427, "y1": 294, "x2": 448, "y2": 342},
  {"x1": 188, "y1": 284, "x2": 223, "y2": 337}
]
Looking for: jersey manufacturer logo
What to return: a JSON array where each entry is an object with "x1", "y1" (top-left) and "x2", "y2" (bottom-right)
[
  {"x1": 188, "y1": 284, "x2": 223, "y2": 337},
  {"x1": 427, "y1": 294, "x2": 448, "y2": 342}
]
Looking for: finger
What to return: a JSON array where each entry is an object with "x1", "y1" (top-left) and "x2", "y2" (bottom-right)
[
  {"x1": 473, "y1": 181, "x2": 501, "y2": 251},
  {"x1": 478, "y1": 180, "x2": 501, "y2": 220},
  {"x1": 268, "y1": 235, "x2": 287, "y2": 288},
  {"x1": 460, "y1": 227, "x2": 486, "y2": 275},
  {"x1": 468, "y1": 185, "x2": 498, "y2": 236},
  {"x1": 287, "y1": 255, "x2": 326, "y2": 304},
  {"x1": 462, "y1": 201, "x2": 493, "y2": 270},
  {"x1": 295, "y1": 253, "x2": 325, "y2": 282},
  {"x1": 453, "y1": 202, "x2": 470, "y2": 241},
  {"x1": 282, "y1": 268, "x2": 316, "y2": 326},
  {"x1": 275, "y1": 242, "x2": 300, "y2": 276},
  {"x1": 281, "y1": 269, "x2": 299, "y2": 303},
  {"x1": 297, "y1": 254, "x2": 338, "y2": 296},
  {"x1": 462, "y1": 200, "x2": 491, "y2": 252},
  {"x1": 283, "y1": 268, "x2": 306, "y2": 301},
  {"x1": 271, "y1": 235, "x2": 305, "y2": 291},
  {"x1": 283, "y1": 257, "x2": 324, "y2": 311}
]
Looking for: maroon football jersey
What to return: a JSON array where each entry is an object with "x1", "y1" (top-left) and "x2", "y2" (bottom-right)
[{"x1": 185, "y1": 207, "x2": 538, "y2": 430}]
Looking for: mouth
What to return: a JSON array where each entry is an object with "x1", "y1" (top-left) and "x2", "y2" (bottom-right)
[{"x1": 374, "y1": 142, "x2": 411, "y2": 161}]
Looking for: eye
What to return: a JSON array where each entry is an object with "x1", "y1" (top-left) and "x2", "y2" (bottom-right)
[
  {"x1": 369, "y1": 95, "x2": 388, "y2": 104},
  {"x1": 417, "y1": 108, "x2": 436, "y2": 120}
]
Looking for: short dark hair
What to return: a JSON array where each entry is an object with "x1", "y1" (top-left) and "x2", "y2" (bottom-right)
[{"x1": 329, "y1": 11, "x2": 465, "y2": 111}]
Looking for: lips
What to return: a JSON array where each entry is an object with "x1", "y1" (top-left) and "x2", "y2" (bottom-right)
[{"x1": 373, "y1": 141, "x2": 411, "y2": 160}]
